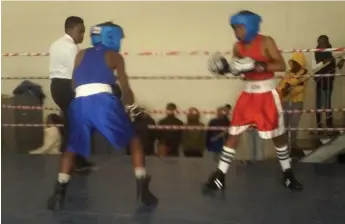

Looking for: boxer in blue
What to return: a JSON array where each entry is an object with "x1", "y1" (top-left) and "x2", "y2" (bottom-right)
[{"x1": 47, "y1": 22, "x2": 158, "y2": 210}]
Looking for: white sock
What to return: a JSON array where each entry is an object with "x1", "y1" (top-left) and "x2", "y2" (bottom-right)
[
  {"x1": 58, "y1": 173, "x2": 70, "y2": 183},
  {"x1": 134, "y1": 167, "x2": 147, "y2": 178},
  {"x1": 275, "y1": 145, "x2": 291, "y2": 171},
  {"x1": 217, "y1": 146, "x2": 236, "y2": 174}
]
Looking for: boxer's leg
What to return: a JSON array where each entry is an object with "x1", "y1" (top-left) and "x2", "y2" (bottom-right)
[
  {"x1": 216, "y1": 92, "x2": 253, "y2": 175},
  {"x1": 272, "y1": 134, "x2": 302, "y2": 191},
  {"x1": 128, "y1": 136, "x2": 158, "y2": 206},
  {"x1": 203, "y1": 134, "x2": 241, "y2": 191},
  {"x1": 217, "y1": 134, "x2": 240, "y2": 174},
  {"x1": 272, "y1": 133, "x2": 291, "y2": 170},
  {"x1": 47, "y1": 99, "x2": 92, "y2": 210},
  {"x1": 204, "y1": 92, "x2": 250, "y2": 191},
  {"x1": 269, "y1": 90, "x2": 302, "y2": 191},
  {"x1": 90, "y1": 93, "x2": 158, "y2": 206}
]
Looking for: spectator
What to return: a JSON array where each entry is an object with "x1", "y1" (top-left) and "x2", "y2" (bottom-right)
[
  {"x1": 157, "y1": 103, "x2": 184, "y2": 157},
  {"x1": 182, "y1": 107, "x2": 206, "y2": 157},
  {"x1": 313, "y1": 35, "x2": 336, "y2": 131},
  {"x1": 29, "y1": 113, "x2": 62, "y2": 155},
  {"x1": 206, "y1": 106, "x2": 230, "y2": 160},
  {"x1": 277, "y1": 52, "x2": 309, "y2": 150},
  {"x1": 224, "y1": 104, "x2": 232, "y2": 114}
]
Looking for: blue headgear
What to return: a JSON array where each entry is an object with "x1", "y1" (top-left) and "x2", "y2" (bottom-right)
[
  {"x1": 90, "y1": 23, "x2": 124, "y2": 52},
  {"x1": 230, "y1": 11, "x2": 262, "y2": 43}
]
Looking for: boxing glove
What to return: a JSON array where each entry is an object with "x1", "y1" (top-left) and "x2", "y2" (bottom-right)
[
  {"x1": 208, "y1": 53, "x2": 232, "y2": 75},
  {"x1": 230, "y1": 57, "x2": 267, "y2": 74},
  {"x1": 126, "y1": 104, "x2": 144, "y2": 121}
]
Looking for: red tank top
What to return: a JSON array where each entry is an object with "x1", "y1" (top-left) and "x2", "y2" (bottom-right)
[{"x1": 236, "y1": 35, "x2": 274, "y2": 80}]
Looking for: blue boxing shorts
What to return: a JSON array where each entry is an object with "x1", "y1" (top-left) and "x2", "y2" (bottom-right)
[{"x1": 67, "y1": 84, "x2": 134, "y2": 158}]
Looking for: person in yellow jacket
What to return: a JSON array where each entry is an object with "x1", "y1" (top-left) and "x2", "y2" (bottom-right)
[{"x1": 277, "y1": 52, "x2": 308, "y2": 150}]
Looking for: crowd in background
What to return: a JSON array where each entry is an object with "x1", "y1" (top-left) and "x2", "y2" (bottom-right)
[{"x1": 129, "y1": 103, "x2": 232, "y2": 158}]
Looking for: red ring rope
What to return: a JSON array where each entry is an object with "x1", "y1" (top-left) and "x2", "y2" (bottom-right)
[
  {"x1": 2, "y1": 104, "x2": 345, "y2": 114},
  {"x1": 1, "y1": 123, "x2": 344, "y2": 132},
  {"x1": 1, "y1": 73, "x2": 344, "y2": 81},
  {"x1": 2, "y1": 47, "x2": 345, "y2": 57}
]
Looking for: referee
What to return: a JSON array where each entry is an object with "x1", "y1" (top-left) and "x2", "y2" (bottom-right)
[{"x1": 49, "y1": 16, "x2": 95, "y2": 172}]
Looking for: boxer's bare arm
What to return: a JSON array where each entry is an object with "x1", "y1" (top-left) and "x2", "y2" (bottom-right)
[
  {"x1": 107, "y1": 51, "x2": 135, "y2": 105},
  {"x1": 232, "y1": 43, "x2": 240, "y2": 58},
  {"x1": 264, "y1": 36, "x2": 286, "y2": 72}
]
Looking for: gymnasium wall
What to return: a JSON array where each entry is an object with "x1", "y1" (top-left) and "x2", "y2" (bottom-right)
[{"x1": 2, "y1": 1, "x2": 345, "y2": 158}]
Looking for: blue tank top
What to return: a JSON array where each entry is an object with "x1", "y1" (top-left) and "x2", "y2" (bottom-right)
[{"x1": 73, "y1": 44, "x2": 116, "y2": 87}]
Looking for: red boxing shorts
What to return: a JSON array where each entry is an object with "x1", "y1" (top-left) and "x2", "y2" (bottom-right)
[{"x1": 229, "y1": 79, "x2": 285, "y2": 139}]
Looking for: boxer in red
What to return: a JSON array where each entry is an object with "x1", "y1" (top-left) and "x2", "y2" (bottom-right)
[{"x1": 205, "y1": 10, "x2": 303, "y2": 191}]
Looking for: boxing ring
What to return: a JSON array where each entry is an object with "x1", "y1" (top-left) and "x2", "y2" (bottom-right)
[{"x1": 2, "y1": 48, "x2": 345, "y2": 223}]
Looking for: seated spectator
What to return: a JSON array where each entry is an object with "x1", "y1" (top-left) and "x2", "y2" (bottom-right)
[
  {"x1": 224, "y1": 104, "x2": 232, "y2": 114},
  {"x1": 182, "y1": 107, "x2": 206, "y2": 157},
  {"x1": 29, "y1": 113, "x2": 62, "y2": 154},
  {"x1": 157, "y1": 103, "x2": 184, "y2": 157},
  {"x1": 277, "y1": 52, "x2": 308, "y2": 151},
  {"x1": 131, "y1": 107, "x2": 157, "y2": 156},
  {"x1": 206, "y1": 106, "x2": 230, "y2": 160}
]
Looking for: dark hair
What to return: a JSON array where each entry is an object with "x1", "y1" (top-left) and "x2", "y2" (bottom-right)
[
  {"x1": 64, "y1": 16, "x2": 84, "y2": 32},
  {"x1": 224, "y1": 104, "x2": 232, "y2": 109},
  {"x1": 166, "y1": 103, "x2": 177, "y2": 110},
  {"x1": 317, "y1": 35, "x2": 332, "y2": 48},
  {"x1": 318, "y1": 35, "x2": 329, "y2": 42},
  {"x1": 315, "y1": 34, "x2": 333, "y2": 64}
]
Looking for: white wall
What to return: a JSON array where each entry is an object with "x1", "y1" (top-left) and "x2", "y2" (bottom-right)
[{"x1": 2, "y1": 1, "x2": 345, "y2": 158}]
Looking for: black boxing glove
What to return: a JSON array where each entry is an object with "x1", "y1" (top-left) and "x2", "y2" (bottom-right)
[{"x1": 208, "y1": 53, "x2": 232, "y2": 75}]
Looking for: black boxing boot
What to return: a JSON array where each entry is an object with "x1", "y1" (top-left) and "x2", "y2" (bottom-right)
[
  {"x1": 282, "y1": 168, "x2": 303, "y2": 191},
  {"x1": 137, "y1": 176, "x2": 158, "y2": 207},
  {"x1": 47, "y1": 181, "x2": 68, "y2": 210},
  {"x1": 203, "y1": 169, "x2": 225, "y2": 193}
]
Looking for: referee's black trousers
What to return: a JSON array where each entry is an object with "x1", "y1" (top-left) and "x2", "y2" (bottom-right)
[{"x1": 50, "y1": 78, "x2": 89, "y2": 167}]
